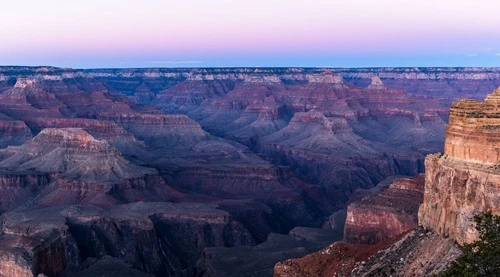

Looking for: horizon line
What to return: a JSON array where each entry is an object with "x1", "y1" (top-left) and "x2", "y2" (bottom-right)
[{"x1": 1, "y1": 65, "x2": 500, "y2": 70}]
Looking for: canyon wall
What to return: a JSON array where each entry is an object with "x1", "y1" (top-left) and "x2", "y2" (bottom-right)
[
  {"x1": 419, "y1": 87, "x2": 500, "y2": 245},
  {"x1": 344, "y1": 176, "x2": 424, "y2": 245}
]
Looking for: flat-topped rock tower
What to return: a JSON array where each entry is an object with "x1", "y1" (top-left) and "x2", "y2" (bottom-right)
[
  {"x1": 445, "y1": 87, "x2": 500, "y2": 164},
  {"x1": 419, "y1": 87, "x2": 500, "y2": 245}
]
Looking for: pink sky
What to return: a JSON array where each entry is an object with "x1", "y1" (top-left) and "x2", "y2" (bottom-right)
[{"x1": 1, "y1": 0, "x2": 499, "y2": 67}]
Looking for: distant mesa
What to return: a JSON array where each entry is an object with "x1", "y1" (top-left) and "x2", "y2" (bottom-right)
[
  {"x1": 2, "y1": 77, "x2": 44, "y2": 96},
  {"x1": 14, "y1": 77, "x2": 37, "y2": 89},
  {"x1": 0, "y1": 128, "x2": 156, "y2": 182},
  {"x1": 367, "y1": 76, "x2": 385, "y2": 89},
  {"x1": 33, "y1": 127, "x2": 108, "y2": 147},
  {"x1": 307, "y1": 72, "x2": 347, "y2": 88},
  {"x1": 243, "y1": 74, "x2": 281, "y2": 83}
]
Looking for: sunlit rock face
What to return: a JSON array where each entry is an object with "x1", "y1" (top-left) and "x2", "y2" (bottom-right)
[
  {"x1": 444, "y1": 87, "x2": 500, "y2": 164},
  {"x1": 419, "y1": 87, "x2": 500, "y2": 245}
]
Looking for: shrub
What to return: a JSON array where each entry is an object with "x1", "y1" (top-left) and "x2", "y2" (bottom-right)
[{"x1": 441, "y1": 212, "x2": 500, "y2": 277}]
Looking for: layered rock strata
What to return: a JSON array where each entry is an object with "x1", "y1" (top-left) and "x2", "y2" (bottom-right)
[
  {"x1": 0, "y1": 128, "x2": 170, "y2": 208},
  {"x1": 344, "y1": 176, "x2": 424, "y2": 245},
  {"x1": 419, "y1": 87, "x2": 500, "y2": 245}
]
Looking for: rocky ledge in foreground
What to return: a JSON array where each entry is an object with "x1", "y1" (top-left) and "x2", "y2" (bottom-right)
[
  {"x1": 419, "y1": 87, "x2": 500, "y2": 245},
  {"x1": 344, "y1": 175, "x2": 424, "y2": 245}
]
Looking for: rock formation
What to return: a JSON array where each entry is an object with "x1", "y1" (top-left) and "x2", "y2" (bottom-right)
[
  {"x1": 419, "y1": 87, "x2": 500, "y2": 245},
  {"x1": 367, "y1": 76, "x2": 385, "y2": 90},
  {"x1": 3, "y1": 78, "x2": 41, "y2": 96},
  {"x1": 0, "y1": 128, "x2": 155, "y2": 182},
  {"x1": 443, "y1": 87, "x2": 500, "y2": 164},
  {"x1": 344, "y1": 176, "x2": 424, "y2": 245},
  {"x1": 350, "y1": 227, "x2": 461, "y2": 277}
]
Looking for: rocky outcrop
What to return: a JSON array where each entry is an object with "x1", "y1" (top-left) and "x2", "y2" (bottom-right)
[
  {"x1": 419, "y1": 87, "x2": 500, "y2": 245},
  {"x1": 350, "y1": 228, "x2": 461, "y2": 277},
  {"x1": 344, "y1": 176, "x2": 424, "y2": 245},
  {"x1": 2, "y1": 78, "x2": 42, "y2": 96},
  {"x1": 418, "y1": 154, "x2": 500, "y2": 245},
  {"x1": 21, "y1": 117, "x2": 144, "y2": 156},
  {"x1": 0, "y1": 128, "x2": 155, "y2": 182}
]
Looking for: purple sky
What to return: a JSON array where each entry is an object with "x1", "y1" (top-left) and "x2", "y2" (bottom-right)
[{"x1": 1, "y1": 0, "x2": 499, "y2": 68}]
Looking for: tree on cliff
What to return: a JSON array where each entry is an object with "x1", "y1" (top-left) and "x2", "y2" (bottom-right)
[{"x1": 441, "y1": 212, "x2": 500, "y2": 277}]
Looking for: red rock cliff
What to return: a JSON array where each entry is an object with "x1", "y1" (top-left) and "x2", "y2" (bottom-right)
[
  {"x1": 419, "y1": 87, "x2": 500, "y2": 245},
  {"x1": 345, "y1": 176, "x2": 424, "y2": 245}
]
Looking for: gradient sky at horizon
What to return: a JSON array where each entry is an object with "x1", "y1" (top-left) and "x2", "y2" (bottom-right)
[{"x1": 1, "y1": 0, "x2": 499, "y2": 68}]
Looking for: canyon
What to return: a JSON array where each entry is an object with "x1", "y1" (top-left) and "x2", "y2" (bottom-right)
[
  {"x1": 0, "y1": 66, "x2": 498, "y2": 276},
  {"x1": 275, "y1": 86, "x2": 500, "y2": 277}
]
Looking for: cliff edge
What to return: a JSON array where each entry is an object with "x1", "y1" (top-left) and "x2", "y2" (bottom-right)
[{"x1": 419, "y1": 87, "x2": 500, "y2": 245}]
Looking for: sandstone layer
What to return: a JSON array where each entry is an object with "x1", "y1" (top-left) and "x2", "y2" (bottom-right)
[
  {"x1": 419, "y1": 87, "x2": 500, "y2": 245},
  {"x1": 344, "y1": 176, "x2": 424, "y2": 245}
]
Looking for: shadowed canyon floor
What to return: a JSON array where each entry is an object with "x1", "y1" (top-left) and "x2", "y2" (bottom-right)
[{"x1": 0, "y1": 67, "x2": 498, "y2": 276}]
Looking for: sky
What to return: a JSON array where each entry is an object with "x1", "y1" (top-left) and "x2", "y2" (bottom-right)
[{"x1": 0, "y1": 0, "x2": 499, "y2": 68}]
